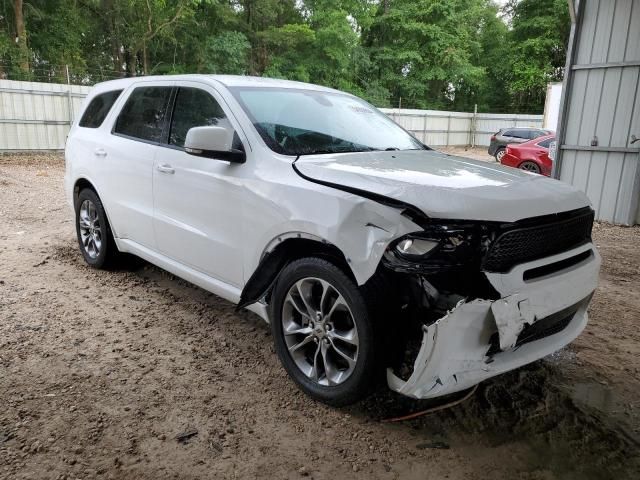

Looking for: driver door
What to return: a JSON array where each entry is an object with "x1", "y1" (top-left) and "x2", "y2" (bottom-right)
[{"x1": 152, "y1": 84, "x2": 245, "y2": 287}]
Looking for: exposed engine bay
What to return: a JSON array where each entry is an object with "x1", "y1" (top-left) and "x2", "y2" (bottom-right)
[{"x1": 376, "y1": 208, "x2": 600, "y2": 399}]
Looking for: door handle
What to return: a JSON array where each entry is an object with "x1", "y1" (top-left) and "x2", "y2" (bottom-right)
[
  {"x1": 157, "y1": 164, "x2": 175, "y2": 174},
  {"x1": 94, "y1": 148, "x2": 107, "y2": 157}
]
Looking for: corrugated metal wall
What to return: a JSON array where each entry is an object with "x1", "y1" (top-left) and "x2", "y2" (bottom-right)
[
  {"x1": 380, "y1": 108, "x2": 543, "y2": 147},
  {"x1": 557, "y1": 0, "x2": 640, "y2": 224},
  {"x1": 0, "y1": 80, "x2": 91, "y2": 150}
]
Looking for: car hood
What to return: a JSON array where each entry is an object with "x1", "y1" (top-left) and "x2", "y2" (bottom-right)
[{"x1": 294, "y1": 150, "x2": 591, "y2": 222}]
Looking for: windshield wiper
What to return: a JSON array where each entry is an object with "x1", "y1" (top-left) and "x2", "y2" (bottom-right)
[{"x1": 297, "y1": 146, "x2": 380, "y2": 156}]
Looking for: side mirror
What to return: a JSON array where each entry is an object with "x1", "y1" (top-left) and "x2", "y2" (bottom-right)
[{"x1": 184, "y1": 125, "x2": 246, "y2": 163}]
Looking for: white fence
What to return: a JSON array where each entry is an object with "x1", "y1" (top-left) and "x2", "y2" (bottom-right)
[
  {"x1": 0, "y1": 79, "x2": 543, "y2": 151},
  {"x1": 380, "y1": 108, "x2": 544, "y2": 147},
  {"x1": 0, "y1": 80, "x2": 91, "y2": 151}
]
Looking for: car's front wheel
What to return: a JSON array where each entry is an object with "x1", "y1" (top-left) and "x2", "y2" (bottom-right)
[
  {"x1": 75, "y1": 189, "x2": 119, "y2": 268},
  {"x1": 270, "y1": 257, "x2": 378, "y2": 406}
]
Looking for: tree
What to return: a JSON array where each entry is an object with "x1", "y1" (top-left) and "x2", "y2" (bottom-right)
[
  {"x1": 363, "y1": 0, "x2": 489, "y2": 110},
  {"x1": 205, "y1": 31, "x2": 251, "y2": 74},
  {"x1": 0, "y1": 0, "x2": 571, "y2": 113},
  {"x1": 504, "y1": 0, "x2": 570, "y2": 112}
]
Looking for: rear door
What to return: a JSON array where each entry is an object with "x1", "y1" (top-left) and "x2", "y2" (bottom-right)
[
  {"x1": 104, "y1": 82, "x2": 174, "y2": 248},
  {"x1": 152, "y1": 82, "x2": 246, "y2": 287}
]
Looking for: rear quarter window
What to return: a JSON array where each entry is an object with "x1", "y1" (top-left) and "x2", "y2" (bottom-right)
[
  {"x1": 537, "y1": 138, "x2": 554, "y2": 148},
  {"x1": 79, "y1": 90, "x2": 123, "y2": 128},
  {"x1": 503, "y1": 130, "x2": 525, "y2": 139}
]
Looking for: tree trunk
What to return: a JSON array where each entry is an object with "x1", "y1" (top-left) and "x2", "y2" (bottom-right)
[
  {"x1": 143, "y1": 42, "x2": 149, "y2": 75},
  {"x1": 14, "y1": 0, "x2": 29, "y2": 72},
  {"x1": 124, "y1": 49, "x2": 137, "y2": 77}
]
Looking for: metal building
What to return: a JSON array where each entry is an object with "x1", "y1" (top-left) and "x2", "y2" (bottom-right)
[{"x1": 555, "y1": 0, "x2": 640, "y2": 224}]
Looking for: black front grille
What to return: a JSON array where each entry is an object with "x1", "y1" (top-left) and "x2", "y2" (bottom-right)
[{"x1": 483, "y1": 208, "x2": 594, "y2": 272}]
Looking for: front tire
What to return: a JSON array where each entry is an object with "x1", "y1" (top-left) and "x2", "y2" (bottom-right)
[
  {"x1": 75, "y1": 189, "x2": 119, "y2": 269},
  {"x1": 270, "y1": 258, "x2": 377, "y2": 406}
]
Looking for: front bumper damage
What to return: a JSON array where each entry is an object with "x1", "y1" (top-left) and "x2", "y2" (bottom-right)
[{"x1": 387, "y1": 243, "x2": 601, "y2": 399}]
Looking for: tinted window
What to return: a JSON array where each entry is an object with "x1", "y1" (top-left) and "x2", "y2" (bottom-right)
[
  {"x1": 506, "y1": 130, "x2": 529, "y2": 139},
  {"x1": 79, "y1": 90, "x2": 122, "y2": 128},
  {"x1": 169, "y1": 88, "x2": 227, "y2": 148},
  {"x1": 528, "y1": 130, "x2": 544, "y2": 139},
  {"x1": 114, "y1": 87, "x2": 172, "y2": 142},
  {"x1": 537, "y1": 137, "x2": 554, "y2": 148}
]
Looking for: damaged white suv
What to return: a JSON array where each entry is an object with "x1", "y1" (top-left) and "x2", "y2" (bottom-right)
[{"x1": 65, "y1": 75, "x2": 600, "y2": 406}]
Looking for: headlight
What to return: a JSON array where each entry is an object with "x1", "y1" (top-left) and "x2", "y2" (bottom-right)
[
  {"x1": 395, "y1": 238, "x2": 439, "y2": 257},
  {"x1": 384, "y1": 222, "x2": 494, "y2": 274}
]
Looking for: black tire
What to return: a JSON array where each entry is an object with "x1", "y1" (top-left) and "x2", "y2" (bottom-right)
[
  {"x1": 519, "y1": 160, "x2": 541, "y2": 174},
  {"x1": 270, "y1": 257, "x2": 378, "y2": 406},
  {"x1": 494, "y1": 147, "x2": 506, "y2": 162},
  {"x1": 75, "y1": 188, "x2": 119, "y2": 269}
]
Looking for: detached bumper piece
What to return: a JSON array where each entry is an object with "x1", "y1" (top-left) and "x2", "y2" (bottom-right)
[{"x1": 387, "y1": 243, "x2": 600, "y2": 400}]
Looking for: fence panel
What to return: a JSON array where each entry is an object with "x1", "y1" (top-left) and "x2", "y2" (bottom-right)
[
  {"x1": 0, "y1": 80, "x2": 91, "y2": 151},
  {"x1": 380, "y1": 108, "x2": 544, "y2": 147},
  {"x1": 0, "y1": 80, "x2": 543, "y2": 151}
]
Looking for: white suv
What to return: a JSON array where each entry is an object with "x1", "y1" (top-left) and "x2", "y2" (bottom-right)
[{"x1": 65, "y1": 75, "x2": 600, "y2": 406}]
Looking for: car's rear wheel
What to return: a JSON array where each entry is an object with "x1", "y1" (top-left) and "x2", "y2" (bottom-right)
[
  {"x1": 495, "y1": 147, "x2": 506, "y2": 161},
  {"x1": 519, "y1": 160, "x2": 541, "y2": 174},
  {"x1": 270, "y1": 257, "x2": 377, "y2": 406},
  {"x1": 75, "y1": 189, "x2": 119, "y2": 268}
]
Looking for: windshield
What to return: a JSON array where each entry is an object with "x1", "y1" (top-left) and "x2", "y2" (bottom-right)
[{"x1": 229, "y1": 87, "x2": 426, "y2": 156}]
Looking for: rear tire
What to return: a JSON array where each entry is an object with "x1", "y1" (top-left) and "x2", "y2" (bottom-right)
[
  {"x1": 75, "y1": 189, "x2": 119, "y2": 269},
  {"x1": 270, "y1": 257, "x2": 378, "y2": 406},
  {"x1": 495, "y1": 147, "x2": 506, "y2": 161},
  {"x1": 519, "y1": 160, "x2": 541, "y2": 174}
]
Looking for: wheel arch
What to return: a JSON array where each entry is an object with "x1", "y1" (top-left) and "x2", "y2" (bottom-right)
[
  {"x1": 237, "y1": 233, "x2": 355, "y2": 310},
  {"x1": 73, "y1": 177, "x2": 99, "y2": 209},
  {"x1": 73, "y1": 177, "x2": 119, "y2": 239}
]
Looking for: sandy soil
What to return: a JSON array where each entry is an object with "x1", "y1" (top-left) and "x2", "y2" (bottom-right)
[{"x1": 1, "y1": 153, "x2": 639, "y2": 480}]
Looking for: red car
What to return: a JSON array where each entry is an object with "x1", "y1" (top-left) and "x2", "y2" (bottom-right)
[{"x1": 500, "y1": 134, "x2": 555, "y2": 176}]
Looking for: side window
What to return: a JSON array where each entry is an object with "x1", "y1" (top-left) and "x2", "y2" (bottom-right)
[
  {"x1": 79, "y1": 90, "x2": 123, "y2": 128},
  {"x1": 503, "y1": 130, "x2": 516, "y2": 138},
  {"x1": 537, "y1": 138, "x2": 553, "y2": 148},
  {"x1": 114, "y1": 86, "x2": 173, "y2": 143},
  {"x1": 169, "y1": 88, "x2": 228, "y2": 148}
]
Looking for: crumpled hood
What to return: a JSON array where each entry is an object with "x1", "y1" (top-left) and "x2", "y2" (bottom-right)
[{"x1": 294, "y1": 150, "x2": 591, "y2": 222}]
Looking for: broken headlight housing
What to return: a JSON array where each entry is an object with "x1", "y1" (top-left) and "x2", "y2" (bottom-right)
[{"x1": 383, "y1": 222, "x2": 494, "y2": 274}]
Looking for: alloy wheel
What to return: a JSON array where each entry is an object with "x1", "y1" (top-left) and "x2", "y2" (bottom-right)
[
  {"x1": 520, "y1": 161, "x2": 541, "y2": 173},
  {"x1": 281, "y1": 277, "x2": 359, "y2": 386},
  {"x1": 78, "y1": 199, "x2": 103, "y2": 259}
]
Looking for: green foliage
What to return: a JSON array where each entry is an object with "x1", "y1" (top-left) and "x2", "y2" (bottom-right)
[
  {"x1": 0, "y1": 0, "x2": 571, "y2": 113},
  {"x1": 505, "y1": 0, "x2": 571, "y2": 112},
  {"x1": 205, "y1": 31, "x2": 251, "y2": 74}
]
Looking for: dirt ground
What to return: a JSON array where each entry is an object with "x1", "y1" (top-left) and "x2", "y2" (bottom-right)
[
  {"x1": 438, "y1": 146, "x2": 496, "y2": 162},
  {"x1": 1, "y1": 153, "x2": 639, "y2": 480}
]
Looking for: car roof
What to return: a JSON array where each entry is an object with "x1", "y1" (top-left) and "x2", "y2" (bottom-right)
[
  {"x1": 510, "y1": 134, "x2": 555, "y2": 147},
  {"x1": 502, "y1": 127, "x2": 546, "y2": 132},
  {"x1": 88, "y1": 74, "x2": 343, "y2": 96}
]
